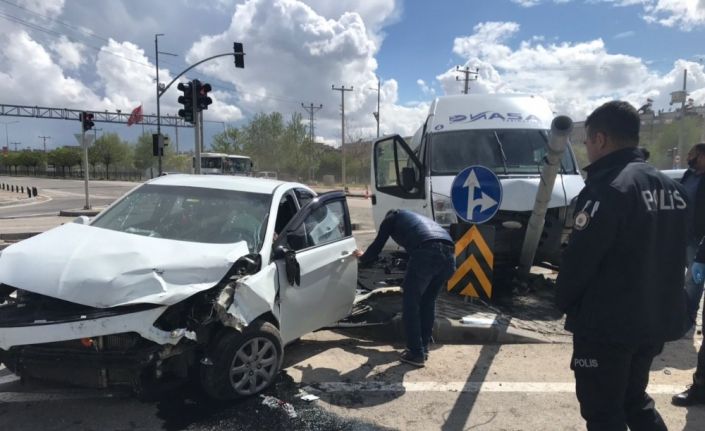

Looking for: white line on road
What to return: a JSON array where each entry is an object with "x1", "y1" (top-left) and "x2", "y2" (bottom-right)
[
  {"x1": 0, "y1": 374, "x2": 19, "y2": 385},
  {"x1": 308, "y1": 381, "x2": 686, "y2": 394},
  {"x1": 0, "y1": 391, "x2": 119, "y2": 403}
]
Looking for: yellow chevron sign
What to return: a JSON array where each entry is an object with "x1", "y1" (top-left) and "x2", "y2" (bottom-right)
[{"x1": 447, "y1": 224, "x2": 495, "y2": 299}]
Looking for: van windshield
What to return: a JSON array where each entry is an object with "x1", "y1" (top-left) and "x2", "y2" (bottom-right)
[{"x1": 429, "y1": 129, "x2": 577, "y2": 175}]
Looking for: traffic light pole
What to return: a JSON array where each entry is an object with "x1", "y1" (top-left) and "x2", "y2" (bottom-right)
[
  {"x1": 82, "y1": 125, "x2": 91, "y2": 210},
  {"x1": 194, "y1": 84, "x2": 202, "y2": 174}
]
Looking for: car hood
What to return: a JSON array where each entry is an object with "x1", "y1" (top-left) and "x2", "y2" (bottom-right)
[{"x1": 0, "y1": 223, "x2": 250, "y2": 308}]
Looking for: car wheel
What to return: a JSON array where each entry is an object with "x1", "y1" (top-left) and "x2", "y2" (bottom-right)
[{"x1": 200, "y1": 321, "x2": 283, "y2": 400}]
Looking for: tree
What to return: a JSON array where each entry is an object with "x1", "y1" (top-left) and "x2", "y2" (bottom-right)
[
  {"x1": 90, "y1": 132, "x2": 130, "y2": 179},
  {"x1": 17, "y1": 151, "x2": 45, "y2": 175},
  {"x1": 280, "y1": 113, "x2": 308, "y2": 179},
  {"x1": 649, "y1": 115, "x2": 704, "y2": 169},
  {"x1": 210, "y1": 127, "x2": 241, "y2": 154},
  {"x1": 241, "y1": 112, "x2": 285, "y2": 173},
  {"x1": 133, "y1": 133, "x2": 157, "y2": 172},
  {"x1": 47, "y1": 147, "x2": 81, "y2": 176}
]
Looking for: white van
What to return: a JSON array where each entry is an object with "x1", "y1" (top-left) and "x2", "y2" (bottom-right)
[{"x1": 371, "y1": 94, "x2": 584, "y2": 273}]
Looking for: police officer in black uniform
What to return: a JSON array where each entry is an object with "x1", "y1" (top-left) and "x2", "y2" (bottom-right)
[{"x1": 556, "y1": 101, "x2": 689, "y2": 430}]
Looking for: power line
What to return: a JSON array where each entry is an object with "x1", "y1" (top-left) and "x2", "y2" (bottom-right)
[
  {"x1": 0, "y1": 0, "x2": 110, "y2": 44},
  {"x1": 301, "y1": 102, "x2": 323, "y2": 143},
  {"x1": 0, "y1": 9, "x2": 155, "y2": 69},
  {"x1": 455, "y1": 66, "x2": 479, "y2": 94},
  {"x1": 38, "y1": 135, "x2": 50, "y2": 152}
]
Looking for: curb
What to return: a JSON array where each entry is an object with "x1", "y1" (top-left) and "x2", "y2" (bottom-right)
[
  {"x1": 337, "y1": 312, "x2": 559, "y2": 345},
  {"x1": 58, "y1": 208, "x2": 103, "y2": 217},
  {"x1": 0, "y1": 232, "x2": 41, "y2": 241}
]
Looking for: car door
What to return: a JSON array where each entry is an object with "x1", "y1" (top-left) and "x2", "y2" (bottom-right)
[
  {"x1": 273, "y1": 191, "x2": 357, "y2": 343},
  {"x1": 371, "y1": 135, "x2": 425, "y2": 228}
]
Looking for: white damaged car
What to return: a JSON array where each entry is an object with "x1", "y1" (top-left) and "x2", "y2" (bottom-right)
[{"x1": 0, "y1": 175, "x2": 358, "y2": 399}]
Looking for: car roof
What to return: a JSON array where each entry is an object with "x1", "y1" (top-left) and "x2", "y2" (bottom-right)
[{"x1": 146, "y1": 174, "x2": 304, "y2": 195}]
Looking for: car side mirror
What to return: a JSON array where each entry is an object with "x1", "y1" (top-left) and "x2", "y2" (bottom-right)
[
  {"x1": 273, "y1": 245, "x2": 300, "y2": 286},
  {"x1": 272, "y1": 245, "x2": 289, "y2": 260},
  {"x1": 73, "y1": 215, "x2": 91, "y2": 225},
  {"x1": 401, "y1": 167, "x2": 417, "y2": 192}
]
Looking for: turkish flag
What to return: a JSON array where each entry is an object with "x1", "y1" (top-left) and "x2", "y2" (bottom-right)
[{"x1": 127, "y1": 104, "x2": 143, "y2": 126}]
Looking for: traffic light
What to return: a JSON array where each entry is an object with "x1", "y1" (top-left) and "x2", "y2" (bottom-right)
[
  {"x1": 152, "y1": 134, "x2": 170, "y2": 156},
  {"x1": 233, "y1": 42, "x2": 244, "y2": 68},
  {"x1": 177, "y1": 81, "x2": 194, "y2": 123},
  {"x1": 80, "y1": 112, "x2": 94, "y2": 131},
  {"x1": 197, "y1": 82, "x2": 213, "y2": 111}
]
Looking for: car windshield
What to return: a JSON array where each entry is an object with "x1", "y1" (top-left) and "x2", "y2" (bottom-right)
[
  {"x1": 91, "y1": 184, "x2": 271, "y2": 251},
  {"x1": 429, "y1": 129, "x2": 577, "y2": 175}
]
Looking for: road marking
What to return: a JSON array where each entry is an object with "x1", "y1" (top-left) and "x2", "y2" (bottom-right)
[
  {"x1": 307, "y1": 381, "x2": 686, "y2": 394},
  {"x1": 0, "y1": 374, "x2": 19, "y2": 385},
  {"x1": 0, "y1": 195, "x2": 52, "y2": 210},
  {"x1": 0, "y1": 391, "x2": 119, "y2": 403}
]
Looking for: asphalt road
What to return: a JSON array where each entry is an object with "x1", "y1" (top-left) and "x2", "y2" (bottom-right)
[
  {"x1": 1, "y1": 330, "x2": 703, "y2": 430},
  {"x1": 0, "y1": 176, "x2": 137, "y2": 218}
]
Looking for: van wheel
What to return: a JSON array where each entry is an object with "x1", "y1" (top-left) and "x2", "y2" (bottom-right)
[{"x1": 200, "y1": 321, "x2": 283, "y2": 400}]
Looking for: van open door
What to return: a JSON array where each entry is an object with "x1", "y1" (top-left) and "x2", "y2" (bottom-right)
[{"x1": 370, "y1": 135, "x2": 425, "y2": 228}]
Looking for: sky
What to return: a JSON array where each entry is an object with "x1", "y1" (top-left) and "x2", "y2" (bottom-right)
[{"x1": 0, "y1": 0, "x2": 704, "y2": 153}]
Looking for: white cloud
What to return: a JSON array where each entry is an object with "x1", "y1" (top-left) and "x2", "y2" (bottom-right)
[
  {"x1": 49, "y1": 36, "x2": 85, "y2": 70},
  {"x1": 642, "y1": 0, "x2": 705, "y2": 30},
  {"x1": 21, "y1": 0, "x2": 65, "y2": 18},
  {"x1": 416, "y1": 79, "x2": 436, "y2": 96},
  {"x1": 443, "y1": 21, "x2": 705, "y2": 120},
  {"x1": 0, "y1": 30, "x2": 101, "y2": 107},
  {"x1": 521, "y1": 0, "x2": 705, "y2": 29},
  {"x1": 614, "y1": 30, "x2": 636, "y2": 38},
  {"x1": 511, "y1": 0, "x2": 544, "y2": 6},
  {"x1": 184, "y1": 0, "x2": 420, "y2": 143}
]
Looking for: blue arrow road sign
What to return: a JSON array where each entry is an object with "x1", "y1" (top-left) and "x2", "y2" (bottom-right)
[{"x1": 451, "y1": 165, "x2": 502, "y2": 224}]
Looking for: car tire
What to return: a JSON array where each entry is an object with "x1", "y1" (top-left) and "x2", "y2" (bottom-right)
[{"x1": 200, "y1": 321, "x2": 283, "y2": 400}]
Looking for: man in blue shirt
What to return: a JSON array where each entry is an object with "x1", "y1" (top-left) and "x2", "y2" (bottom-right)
[{"x1": 355, "y1": 209, "x2": 456, "y2": 367}]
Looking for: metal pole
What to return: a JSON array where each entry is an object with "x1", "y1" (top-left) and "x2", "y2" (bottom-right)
[
  {"x1": 200, "y1": 110, "x2": 205, "y2": 153},
  {"x1": 175, "y1": 124, "x2": 179, "y2": 153},
  {"x1": 677, "y1": 69, "x2": 688, "y2": 169},
  {"x1": 155, "y1": 33, "x2": 163, "y2": 176},
  {"x1": 82, "y1": 126, "x2": 91, "y2": 210},
  {"x1": 194, "y1": 84, "x2": 201, "y2": 174},
  {"x1": 332, "y1": 85, "x2": 353, "y2": 186},
  {"x1": 377, "y1": 76, "x2": 381, "y2": 137},
  {"x1": 518, "y1": 116, "x2": 573, "y2": 278}
]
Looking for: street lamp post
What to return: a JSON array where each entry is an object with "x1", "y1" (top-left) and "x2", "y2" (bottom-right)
[
  {"x1": 155, "y1": 34, "x2": 177, "y2": 176},
  {"x1": 1, "y1": 120, "x2": 19, "y2": 149}
]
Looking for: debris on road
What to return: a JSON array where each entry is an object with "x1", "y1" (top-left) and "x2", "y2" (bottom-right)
[{"x1": 260, "y1": 395, "x2": 298, "y2": 418}]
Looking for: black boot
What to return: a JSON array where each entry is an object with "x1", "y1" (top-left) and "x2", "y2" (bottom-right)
[{"x1": 672, "y1": 375, "x2": 705, "y2": 407}]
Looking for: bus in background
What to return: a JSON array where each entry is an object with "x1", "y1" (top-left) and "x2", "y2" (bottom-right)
[{"x1": 196, "y1": 152, "x2": 254, "y2": 175}]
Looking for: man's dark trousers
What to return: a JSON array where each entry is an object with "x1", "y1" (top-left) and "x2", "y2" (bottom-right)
[
  {"x1": 401, "y1": 241, "x2": 456, "y2": 357},
  {"x1": 572, "y1": 336, "x2": 667, "y2": 431}
]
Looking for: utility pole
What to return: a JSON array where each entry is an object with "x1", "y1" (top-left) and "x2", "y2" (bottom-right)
[
  {"x1": 301, "y1": 103, "x2": 323, "y2": 145},
  {"x1": 302, "y1": 103, "x2": 323, "y2": 182},
  {"x1": 370, "y1": 76, "x2": 381, "y2": 137},
  {"x1": 10, "y1": 142, "x2": 20, "y2": 151},
  {"x1": 155, "y1": 33, "x2": 177, "y2": 176},
  {"x1": 1, "y1": 120, "x2": 18, "y2": 148},
  {"x1": 455, "y1": 66, "x2": 479, "y2": 94},
  {"x1": 38, "y1": 135, "x2": 51, "y2": 172},
  {"x1": 669, "y1": 69, "x2": 689, "y2": 168},
  {"x1": 38, "y1": 135, "x2": 51, "y2": 153},
  {"x1": 331, "y1": 84, "x2": 353, "y2": 186}
]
